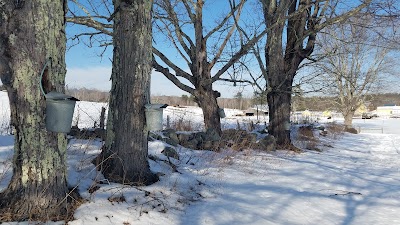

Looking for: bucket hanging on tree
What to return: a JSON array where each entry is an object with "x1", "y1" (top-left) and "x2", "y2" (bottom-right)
[
  {"x1": 145, "y1": 104, "x2": 168, "y2": 131},
  {"x1": 40, "y1": 58, "x2": 79, "y2": 133},
  {"x1": 45, "y1": 91, "x2": 79, "y2": 133}
]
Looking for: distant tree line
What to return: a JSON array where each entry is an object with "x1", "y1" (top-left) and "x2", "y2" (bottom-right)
[
  {"x1": 62, "y1": 88, "x2": 256, "y2": 110},
  {"x1": 366, "y1": 94, "x2": 400, "y2": 109},
  {"x1": 66, "y1": 87, "x2": 109, "y2": 102},
  {"x1": 293, "y1": 94, "x2": 400, "y2": 112}
]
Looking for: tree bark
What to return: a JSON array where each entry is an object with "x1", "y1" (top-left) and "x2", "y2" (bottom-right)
[
  {"x1": 98, "y1": 0, "x2": 157, "y2": 185},
  {"x1": 343, "y1": 111, "x2": 355, "y2": 128},
  {"x1": 194, "y1": 84, "x2": 222, "y2": 135},
  {"x1": 266, "y1": 56, "x2": 295, "y2": 147},
  {"x1": 266, "y1": 59, "x2": 297, "y2": 147},
  {"x1": 267, "y1": 90, "x2": 292, "y2": 146},
  {"x1": 0, "y1": 0, "x2": 73, "y2": 221},
  {"x1": 260, "y1": 0, "x2": 371, "y2": 149},
  {"x1": 263, "y1": 2, "x2": 295, "y2": 148},
  {"x1": 262, "y1": 0, "x2": 312, "y2": 149}
]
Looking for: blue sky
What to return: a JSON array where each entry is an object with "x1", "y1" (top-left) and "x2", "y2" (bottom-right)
[
  {"x1": 3, "y1": 1, "x2": 398, "y2": 98},
  {"x1": 65, "y1": 45, "x2": 254, "y2": 98},
  {"x1": 65, "y1": 0, "x2": 260, "y2": 98}
]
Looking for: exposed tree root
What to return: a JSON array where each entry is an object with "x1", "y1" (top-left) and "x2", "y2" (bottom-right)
[
  {"x1": 0, "y1": 187, "x2": 84, "y2": 222},
  {"x1": 276, "y1": 143, "x2": 304, "y2": 153},
  {"x1": 93, "y1": 150, "x2": 159, "y2": 186}
]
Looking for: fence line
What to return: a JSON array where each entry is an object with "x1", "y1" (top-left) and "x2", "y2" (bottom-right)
[{"x1": 357, "y1": 126, "x2": 384, "y2": 134}]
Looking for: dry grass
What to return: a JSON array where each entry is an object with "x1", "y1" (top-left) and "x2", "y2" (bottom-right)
[
  {"x1": 325, "y1": 122, "x2": 345, "y2": 139},
  {"x1": 165, "y1": 109, "x2": 203, "y2": 131},
  {"x1": 294, "y1": 126, "x2": 320, "y2": 151},
  {"x1": 220, "y1": 129, "x2": 258, "y2": 151},
  {"x1": 293, "y1": 122, "x2": 348, "y2": 151},
  {"x1": 171, "y1": 118, "x2": 194, "y2": 131}
]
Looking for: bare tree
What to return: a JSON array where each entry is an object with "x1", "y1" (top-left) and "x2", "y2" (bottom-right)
[
  {"x1": 0, "y1": 0, "x2": 73, "y2": 221},
  {"x1": 67, "y1": 0, "x2": 266, "y2": 134},
  {"x1": 96, "y1": 0, "x2": 158, "y2": 185},
  {"x1": 255, "y1": 0, "x2": 372, "y2": 149},
  {"x1": 67, "y1": 0, "x2": 157, "y2": 185},
  {"x1": 152, "y1": 0, "x2": 267, "y2": 134},
  {"x1": 313, "y1": 20, "x2": 395, "y2": 127}
]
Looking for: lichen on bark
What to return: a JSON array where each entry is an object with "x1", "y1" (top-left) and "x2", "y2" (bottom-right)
[
  {"x1": 97, "y1": 0, "x2": 157, "y2": 186},
  {"x1": 0, "y1": 0, "x2": 76, "y2": 221}
]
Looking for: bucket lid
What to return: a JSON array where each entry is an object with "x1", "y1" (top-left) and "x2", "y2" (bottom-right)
[
  {"x1": 45, "y1": 91, "x2": 80, "y2": 101},
  {"x1": 145, "y1": 104, "x2": 168, "y2": 109}
]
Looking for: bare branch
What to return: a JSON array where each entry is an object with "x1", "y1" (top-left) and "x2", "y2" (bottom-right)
[
  {"x1": 152, "y1": 57, "x2": 195, "y2": 95},
  {"x1": 66, "y1": 17, "x2": 113, "y2": 36},
  {"x1": 152, "y1": 47, "x2": 194, "y2": 84},
  {"x1": 204, "y1": 0, "x2": 245, "y2": 40},
  {"x1": 211, "y1": 29, "x2": 268, "y2": 83},
  {"x1": 156, "y1": 0, "x2": 195, "y2": 57},
  {"x1": 316, "y1": 0, "x2": 373, "y2": 31},
  {"x1": 208, "y1": 0, "x2": 246, "y2": 70},
  {"x1": 156, "y1": 18, "x2": 191, "y2": 65},
  {"x1": 218, "y1": 78, "x2": 254, "y2": 85},
  {"x1": 181, "y1": 0, "x2": 196, "y2": 22}
]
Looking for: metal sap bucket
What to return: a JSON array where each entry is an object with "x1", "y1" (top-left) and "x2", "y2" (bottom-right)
[
  {"x1": 218, "y1": 108, "x2": 226, "y2": 118},
  {"x1": 45, "y1": 91, "x2": 79, "y2": 133},
  {"x1": 145, "y1": 104, "x2": 168, "y2": 131}
]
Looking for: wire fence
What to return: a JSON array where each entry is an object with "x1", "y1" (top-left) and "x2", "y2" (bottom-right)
[{"x1": 357, "y1": 126, "x2": 384, "y2": 134}]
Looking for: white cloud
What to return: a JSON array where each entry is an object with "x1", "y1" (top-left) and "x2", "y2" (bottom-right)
[{"x1": 66, "y1": 67, "x2": 112, "y2": 91}]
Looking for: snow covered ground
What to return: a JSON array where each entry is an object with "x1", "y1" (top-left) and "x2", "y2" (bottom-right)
[{"x1": 0, "y1": 91, "x2": 400, "y2": 225}]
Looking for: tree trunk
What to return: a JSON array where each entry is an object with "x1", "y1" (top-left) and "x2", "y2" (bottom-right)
[
  {"x1": 343, "y1": 111, "x2": 355, "y2": 128},
  {"x1": 194, "y1": 85, "x2": 222, "y2": 135},
  {"x1": 98, "y1": 0, "x2": 157, "y2": 185},
  {"x1": 267, "y1": 86, "x2": 292, "y2": 147},
  {"x1": 266, "y1": 60, "x2": 298, "y2": 148},
  {"x1": 0, "y1": 0, "x2": 73, "y2": 221},
  {"x1": 264, "y1": 17, "x2": 295, "y2": 148}
]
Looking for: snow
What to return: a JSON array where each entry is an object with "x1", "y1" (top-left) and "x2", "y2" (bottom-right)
[{"x1": 0, "y1": 91, "x2": 400, "y2": 224}]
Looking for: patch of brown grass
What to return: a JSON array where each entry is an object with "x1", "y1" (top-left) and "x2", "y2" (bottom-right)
[
  {"x1": 172, "y1": 118, "x2": 193, "y2": 131},
  {"x1": 295, "y1": 126, "x2": 320, "y2": 151},
  {"x1": 220, "y1": 129, "x2": 258, "y2": 151},
  {"x1": 325, "y1": 122, "x2": 345, "y2": 139}
]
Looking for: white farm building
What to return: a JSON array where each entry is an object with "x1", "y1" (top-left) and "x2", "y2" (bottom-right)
[{"x1": 376, "y1": 105, "x2": 400, "y2": 117}]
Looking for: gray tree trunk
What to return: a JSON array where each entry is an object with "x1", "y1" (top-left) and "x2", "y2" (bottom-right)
[
  {"x1": 262, "y1": 0, "x2": 313, "y2": 149},
  {"x1": 343, "y1": 111, "x2": 355, "y2": 128},
  {"x1": 0, "y1": 0, "x2": 72, "y2": 221},
  {"x1": 264, "y1": 3, "x2": 296, "y2": 148},
  {"x1": 267, "y1": 89, "x2": 292, "y2": 146},
  {"x1": 98, "y1": 0, "x2": 157, "y2": 185},
  {"x1": 261, "y1": 0, "x2": 371, "y2": 149},
  {"x1": 194, "y1": 84, "x2": 222, "y2": 135}
]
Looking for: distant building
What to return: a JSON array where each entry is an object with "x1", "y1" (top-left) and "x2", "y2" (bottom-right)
[
  {"x1": 244, "y1": 105, "x2": 268, "y2": 116},
  {"x1": 376, "y1": 105, "x2": 400, "y2": 116}
]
